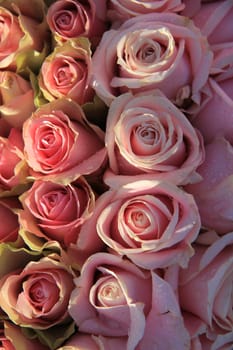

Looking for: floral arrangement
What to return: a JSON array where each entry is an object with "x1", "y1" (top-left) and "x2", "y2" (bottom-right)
[{"x1": 0, "y1": 0, "x2": 232, "y2": 349}]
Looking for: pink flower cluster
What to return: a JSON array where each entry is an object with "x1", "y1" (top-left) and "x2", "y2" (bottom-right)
[{"x1": 0, "y1": 0, "x2": 232, "y2": 349}]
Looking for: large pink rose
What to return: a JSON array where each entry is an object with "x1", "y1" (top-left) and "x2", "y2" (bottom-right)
[
  {"x1": 0, "y1": 128, "x2": 28, "y2": 194},
  {"x1": 69, "y1": 252, "x2": 190, "y2": 350},
  {"x1": 104, "y1": 91, "x2": 204, "y2": 187},
  {"x1": 179, "y1": 231, "x2": 233, "y2": 348},
  {"x1": 38, "y1": 38, "x2": 93, "y2": 105},
  {"x1": 23, "y1": 98, "x2": 106, "y2": 183},
  {"x1": 185, "y1": 137, "x2": 233, "y2": 234},
  {"x1": 0, "y1": 197, "x2": 20, "y2": 243},
  {"x1": 18, "y1": 177, "x2": 102, "y2": 253},
  {"x1": 0, "y1": 256, "x2": 75, "y2": 329},
  {"x1": 0, "y1": 71, "x2": 35, "y2": 130},
  {"x1": 46, "y1": 0, "x2": 106, "y2": 44},
  {"x1": 78, "y1": 179, "x2": 200, "y2": 269},
  {"x1": 91, "y1": 12, "x2": 213, "y2": 109}
]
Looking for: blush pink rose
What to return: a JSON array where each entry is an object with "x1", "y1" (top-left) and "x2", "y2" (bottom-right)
[
  {"x1": 0, "y1": 256, "x2": 75, "y2": 329},
  {"x1": 0, "y1": 71, "x2": 35, "y2": 130},
  {"x1": 79, "y1": 179, "x2": 201, "y2": 269},
  {"x1": 185, "y1": 137, "x2": 233, "y2": 234},
  {"x1": 0, "y1": 197, "x2": 20, "y2": 243},
  {"x1": 69, "y1": 252, "x2": 190, "y2": 350},
  {"x1": 46, "y1": 0, "x2": 107, "y2": 44},
  {"x1": 91, "y1": 12, "x2": 213, "y2": 109},
  {"x1": 179, "y1": 232, "x2": 233, "y2": 346},
  {"x1": 0, "y1": 128, "x2": 28, "y2": 193},
  {"x1": 19, "y1": 177, "x2": 102, "y2": 253},
  {"x1": 23, "y1": 98, "x2": 106, "y2": 183},
  {"x1": 104, "y1": 91, "x2": 204, "y2": 187},
  {"x1": 38, "y1": 38, "x2": 93, "y2": 105}
]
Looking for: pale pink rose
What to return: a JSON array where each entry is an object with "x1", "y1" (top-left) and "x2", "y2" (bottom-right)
[
  {"x1": 185, "y1": 137, "x2": 233, "y2": 234},
  {"x1": 38, "y1": 38, "x2": 94, "y2": 105},
  {"x1": 104, "y1": 91, "x2": 204, "y2": 187},
  {"x1": 179, "y1": 232, "x2": 233, "y2": 346},
  {"x1": 191, "y1": 78, "x2": 233, "y2": 144},
  {"x1": 78, "y1": 179, "x2": 200, "y2": 269},
  {"x1": 0, "y1": 71, "x2": 35, "y2": 129},
  {"x1": 107, "y1": 0, "x2": 184, "y2": 25},
  {"x1": 46, "y1": 0, "x2": 107, "y2": 44},
  {"x1": 91, "y1": 13, "x2": 213, "y2": 109},
  {"x1": 23, "y1": 98, "x2": 106, "y2": 183},
  {"x1": 19, "y1": 177, "x2": 102, "y2": 253},
  {"x1": 0, "y1": 0, "x2": 49, "y2": 71},
  {"x1": 0, "y1": 256, "x2": 75, "y2": 329},
  {"x1": 69, "y1": 252, "x2": 190, "y2": 350},
  {"x1": 0, "y1": 197, "x2": 20, "y2": 243},
  {"x1": 0, "y1": 128, "x2": 28, "y2": 193}
]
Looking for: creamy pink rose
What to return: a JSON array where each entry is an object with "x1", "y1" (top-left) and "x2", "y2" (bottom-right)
[
  {"x1": 91, "y1": 12, "x2": 213, "y2": 109},
  {"x1": 78, "y1": 179, "x2": 200, "y2": 269},
  {"x1": 69, "y1": 252, "x2": 190, "y2": 350},
  {"x1": 0, "y1": 128, "x2": 28, "y2": 193},
  {"x1": 23, "y1": 98, "x2": 106, "y2": 183},
  {"x1": 0, "y1": 256, "x2": 75, "y2": 329},
  {"x1": 107, "y1": 0, "x2": 184, "y2": 25},
  {"x1": 0, "y1": 71, "x2": 35, "y2": 129},
  {"x1": 19, "y1": 177, "x2": 102, "y2": 252},
  {"x1": 191, "y1": 78, "x2": 233, "y2": 144},
  {"x1": 185, "y1": 137, "x2": 233, "y2": 234},
  {"x1": 0, "y1": 197, "x2": 20, "y2": 243},
  {"x1": 46, "y1": 0, "x2": 106, "y2": 44},
  {"x1": 38, "y1": 38, "x2": 93, "y2": 105},
  {"x1": 179, "y1": 232, "x2": 233, "y2": 347},
  {"x1": 0, "y1": 0, "x2": 49, "y2": 71},
  {"x1": 104, "y1": 91, "x2": 204, "y2": 187}
]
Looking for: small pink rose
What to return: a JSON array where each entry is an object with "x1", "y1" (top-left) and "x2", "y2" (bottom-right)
[
  {"x1": 69, "y1": 252, "x2": 190, "y2": 349},
  {"x1": 104, "y1": 91, "x2": 204, "y2": 186},
  {"x1": 91, "y1": 12, "x2": 213, "y2": 109},
  {"x1": 38, "y1": 38, "x2": 94, "y2": 105},
  {"x1": 79, "y1": 179, "x2": 201, "y2": 269},
  {"x1": 0, "y1": 256, "x2": 75, "y2": 329},
  {"x1": 23, "y1": 98, "x2": 106, "y2": 183}
]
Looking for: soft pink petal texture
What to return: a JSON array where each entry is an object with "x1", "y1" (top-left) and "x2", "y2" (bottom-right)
[{"x1": 185, "y1": 137, "x2": 233, "y2": 233}]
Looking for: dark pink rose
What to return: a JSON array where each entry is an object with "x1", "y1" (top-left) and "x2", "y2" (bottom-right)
[
  {"x1": 78, "y1": 179, "x2": 201, "y2": 269},
  {"x1": 38, "y1": 38, "x2": 93, "y2": 105},
  {"x1": 19, "y1": 177, "x2": 102, "y2": 252},
  {"x1": 0, "y1": 197, "x2": 20, "y2": 243},
  {"x1": 0, "y1": 256, "x2": 75, "y2": 329},
  {"x1": 104, "y1": 91, "x2": 204, "y2": 187},
  {"x1": 185, "y1": 137, "x2": 233, "y2": 234},
  {"x1": 46, "y1": 0, "x2": 106, "y2": 44},
  {"x1": 91, "y1": 13, "x2": 213, "y2": 109},
  {"x1": 69, "y1": 253, "x2": 190, "y2": 349},
  {"x1": 179, "y1": 232, "x2": 233, "y2": 347},
  {"x1": 0, "y1": 128, "x2": 28, "y2": 193},
  {"x1": 23, "y1": 98, "x2": 106, "y2": 183},
  {"x1": 0, "y1": 71, "x2": 35, "y2": 130},
  {"x1": 192, "y1": 78, "x2": 233, "y2": 144}
]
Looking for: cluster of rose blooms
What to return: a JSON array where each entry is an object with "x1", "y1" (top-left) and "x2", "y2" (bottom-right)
[{"x1": 0, "y1": 0, "x2": 232, "y2": 349}]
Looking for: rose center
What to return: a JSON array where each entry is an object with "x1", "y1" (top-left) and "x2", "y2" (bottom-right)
[
  {"x1": 55, "y1": 11, "x2": 72, "y2": 28},
  {"x1": 93, "y1": 276, "x2": 126, "y2": 307}
]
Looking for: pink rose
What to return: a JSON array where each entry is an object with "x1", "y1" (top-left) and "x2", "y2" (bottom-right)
[
  {"x1": 91, "y1": 13, "x2": 213, "y2": 109},
  {"x1": 179, "y1": 232, "x2": 233, "y2": 347},
  {"x1": 185, "y1": 137, "x2": 233, "y2": 234},
  {"x1": 46, "y1": 0, "x2": 106, "y2": 44},
  {"x1": 104, "y1": 91, "x2": 204, "y2": 187},
  {"x1": 19, "y1": 177, "x2": 102, "y2": 253},
  {"x1": 0, "y1": 0, "x2": 49, "y2": 71},
  {"x1": 23, "y1": 98, "x2": 106, "y2": 183},
  {"x1": 78, "y1": 179, "x2": 200, "y2": 269},
  {"x1": 0, "y1": 71, "x2": 35, "y2": 130},
  {"x1": 69, "y1": 252, "x2": 190, "y2": 350},
  {"x1": 0, "y1": 197, "x2": 20, "y2": 243},
  {"x1": 107, "y1": 0, "x2": 184, "y2": 25},
  {"x1": 0, "y1": 256, "x2": 75, "y2": 329},
  {"x1": 38, "y1": 38, "x2": 94, "y2": 105},
  {"x1": 0, "y1": 128, "x2": 28, "y2": 194}
]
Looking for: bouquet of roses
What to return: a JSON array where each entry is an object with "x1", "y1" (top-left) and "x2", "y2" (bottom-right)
[{"x1": 0, "y1": 0, "x2": 232, "y2": 349}]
